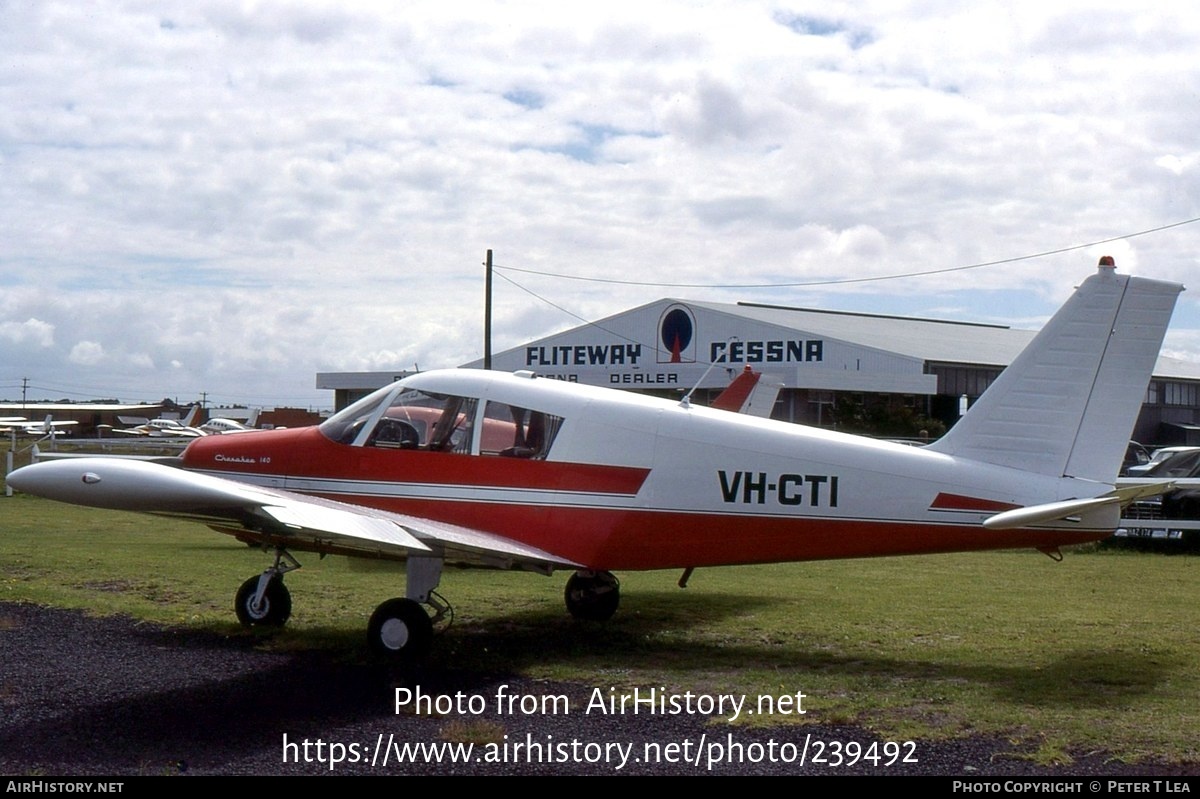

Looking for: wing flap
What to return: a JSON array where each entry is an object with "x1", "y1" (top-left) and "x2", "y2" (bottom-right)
[{"x1": 259, "y1": 503, "x2": 429, "y2": 551}]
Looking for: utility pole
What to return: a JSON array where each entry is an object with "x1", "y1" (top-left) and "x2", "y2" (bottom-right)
[{"x1": 484, "y1": 249, "x2": 493, "y2": 370}]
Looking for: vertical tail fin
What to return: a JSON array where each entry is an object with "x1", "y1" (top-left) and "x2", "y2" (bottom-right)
[
  {"x1": 927, "y1": 259, "x2": 1183, "y2": 483},
  {"x1": 711, "y1": 366, "x2": 761, "y2": 412},
  {"x1": 710, "y1": 366, "x2": 783, "y2": 417},
  {"x1": 182, "y1": 405, "x2": 201, "y2": 427}
]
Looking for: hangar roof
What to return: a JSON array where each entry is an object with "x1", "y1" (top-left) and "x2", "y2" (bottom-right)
[
  {"x1": 0, "y1": 403, "x2": 160, "y2": 413},
  {"x1": 683, "y1": 299, "x2": 1200, "y2": 380},
  {"x1": 687, "y1": 300, "x2": 1031, "y2": 367}
]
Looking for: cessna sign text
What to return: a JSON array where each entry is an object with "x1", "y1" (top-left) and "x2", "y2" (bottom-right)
[{"x1": 710, "y1": 339, "x2": 824, "y2": 364}]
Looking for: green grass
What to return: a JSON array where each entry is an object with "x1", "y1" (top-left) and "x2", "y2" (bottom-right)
[{"x1": 1, "y1": 492, "x2": 1197, "y2": 765}]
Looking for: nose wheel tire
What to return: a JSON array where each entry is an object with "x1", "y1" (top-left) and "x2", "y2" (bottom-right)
[
  {"x1": 235, "y1": 575, "x2": 292, "y2": 627},
  {"x1": 564, "y1": 570, "x2": 620, "y2": 621},
  {"x1": 368, "y1": 598, "x2": 433, "y2": 658}
]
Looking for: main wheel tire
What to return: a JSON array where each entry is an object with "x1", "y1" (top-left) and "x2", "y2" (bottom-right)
[
  {"x1": 368, "y1": 598, "x2": 433, "y2": 658},
  {"x1": 564, "y1": 571, "x2": 620, "y2": 621},
  {"x1": 234, "y1": 575, "x2": 292, "y2": 627}
]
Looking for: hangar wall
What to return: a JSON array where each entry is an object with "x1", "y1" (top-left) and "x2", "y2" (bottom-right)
[{"x1": 322, "y1": 297, "x2": 1200, "y2": 446}]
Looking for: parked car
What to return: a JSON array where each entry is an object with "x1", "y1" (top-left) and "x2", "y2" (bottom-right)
[
  {"x1": 1120, "y1": 441, "x2": 1151, "y2": 475},
  {"x1": 1118, "y1": 447, "x2": 1200, "y2": 547},
  {"x1": 1124, "y1": 445, "x2": 1200, "y2": 477}
]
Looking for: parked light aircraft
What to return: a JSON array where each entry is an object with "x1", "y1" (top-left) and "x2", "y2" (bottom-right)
[
  {"x1": 114, "y1": 405, "x2": 205, "y2": 438},
  {"x1": 199, "y1": 418, "x2": 253, "y2": 434},
  {"x1": 0, "y1": 415, "x2": 77, "y2": 437},
  {"x1": 201, "y1": 409, "x2": 261, "y2": 435},
  {"x1": 6, "y1": 260, "x2": 1183, "y2": 658}
]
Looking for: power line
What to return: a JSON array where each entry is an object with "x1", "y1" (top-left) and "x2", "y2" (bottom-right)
[
  {"x1": 493, "y1": 271, "x2": 641, "y2": 346},
  {"x1": 493, "y1": 216, "x2": 1200, "y2": 289}
]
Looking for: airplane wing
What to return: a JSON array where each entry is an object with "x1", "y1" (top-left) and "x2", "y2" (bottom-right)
[
  {"x1": 2, "y1": 416, "x2": 78, "y2": 433},
  {"x1": 6, "y1": 458, "x2": 580, "y2": 574}
]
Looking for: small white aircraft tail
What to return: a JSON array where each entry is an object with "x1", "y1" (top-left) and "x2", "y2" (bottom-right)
[
  {"x1": 927, "y1": 259, "x2": 1183, "y2": 483},
  {"x1": 181, "y1": 405, "x2": 201, "y2": 427}
]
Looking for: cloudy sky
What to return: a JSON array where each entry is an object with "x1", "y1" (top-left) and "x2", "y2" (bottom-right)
[{"x1": 3, "y1": 1, "x2": 1199, "y2": 410}]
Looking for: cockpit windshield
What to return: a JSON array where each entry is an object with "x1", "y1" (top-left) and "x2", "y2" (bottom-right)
[
  {"x1": 319, "y1": 386, "x2": 476, "y2": 452},
  {"x1": 319, "y1": 382, "x2": 564, "y2": 459},
  {"x1": 318, "y1": 388, "x2": 391, "y2": 445}
]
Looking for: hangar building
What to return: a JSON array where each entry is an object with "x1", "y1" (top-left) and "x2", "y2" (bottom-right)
[{"x1": 323, "y1": 297, "x2": 1200, "y2": 446}]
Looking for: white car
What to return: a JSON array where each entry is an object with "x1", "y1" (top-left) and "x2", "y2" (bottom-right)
[{"x1": 1124, "y1": 445, "x2": 1200, "y2": 477}]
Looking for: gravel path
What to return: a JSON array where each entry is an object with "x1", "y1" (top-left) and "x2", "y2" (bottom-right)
[{"x1": 0, "y1": 602, "x2": 1193, "y2": 776}]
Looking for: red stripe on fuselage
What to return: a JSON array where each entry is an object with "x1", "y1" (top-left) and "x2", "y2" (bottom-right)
[
  {"x1": 305, "y1": 494, "x2": 1112, "y2": 571},
  {"x1": 182, "y1": 426, "x2": 650, "y2": 495},
  {"x1": 929, "y1": 492, "x2": 1019, "y2": 513}
]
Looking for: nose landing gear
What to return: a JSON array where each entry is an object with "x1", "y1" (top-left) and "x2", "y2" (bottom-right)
[{"x1": 234, "y1": 549, "x2": 301, "y2": 627}]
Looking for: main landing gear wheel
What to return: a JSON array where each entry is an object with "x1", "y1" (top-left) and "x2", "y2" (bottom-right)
[
  {"x1": 235, "y1": 575, "x2": 292, "y2": 627},
  {"x1": 368, "y1": 598, "x2": 434, "y2": 658},
  {"x1": 564, "y1": 570, "x2": 620, "y2": 621}
]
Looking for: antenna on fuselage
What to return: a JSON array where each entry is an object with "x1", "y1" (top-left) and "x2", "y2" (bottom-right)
[{"x1": 679, "y1": 339, "x2": 737, "y2": 409}]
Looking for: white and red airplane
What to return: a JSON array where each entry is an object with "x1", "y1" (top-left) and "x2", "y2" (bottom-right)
[{"x1": 6, "y1": 260, "x2": 1183, "y2": 658}]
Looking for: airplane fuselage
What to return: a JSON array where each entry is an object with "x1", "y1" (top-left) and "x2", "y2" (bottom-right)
[{"x1": 179, "y1": 370, "x2": 1113, "y2": 572}]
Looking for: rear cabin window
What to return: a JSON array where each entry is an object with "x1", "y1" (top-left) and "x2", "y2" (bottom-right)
[{"x1": 480, "y1": 401, "x2": 563, "y2": 460}]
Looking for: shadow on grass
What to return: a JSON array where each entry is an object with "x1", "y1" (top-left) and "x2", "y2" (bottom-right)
[
  {"x1": 241, "y1": 587, "x2": 1176, "y2": 710},
  {"x1": 0, "y1": 595, "x2": 1180, "y2": 772}
]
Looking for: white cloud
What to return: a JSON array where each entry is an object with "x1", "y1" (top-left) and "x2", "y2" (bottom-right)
[
  {"x1": 68, "y1": 341, "x2": 106, "y2": 366},
  {"x1": 0, "y1": 318, "x2": 55, "y2": 347},
  {"x1": 1155, "y1": 153, "x2": 1200, "y2": 176},
  {"x1": 1, "y1": 1, "x2": 1198, "y2": 407}
]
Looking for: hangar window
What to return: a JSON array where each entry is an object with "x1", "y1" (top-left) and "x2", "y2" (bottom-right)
[
  {"x1": 1163, "y1": 381, "x2": 1198, "y2": 407},
  {"x1": 934, "y1": 366, "x2": 1001, "y2": 398}
]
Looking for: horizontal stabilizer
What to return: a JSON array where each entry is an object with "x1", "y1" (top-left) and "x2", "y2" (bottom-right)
[
  {"x1": 1109, "y1": 481, "x2": 1176, "y2": 502},
  {"x1": 981, "y1": 481, "x2": 1175, "y2": 530},
  {"x1": 983, "y1": 496, "x2": 1119, "y2": 530}
]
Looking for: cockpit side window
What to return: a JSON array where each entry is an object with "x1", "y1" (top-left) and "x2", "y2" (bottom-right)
[{"x1": 480, "y1": 401, "x2": 563, "y2": 459}]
